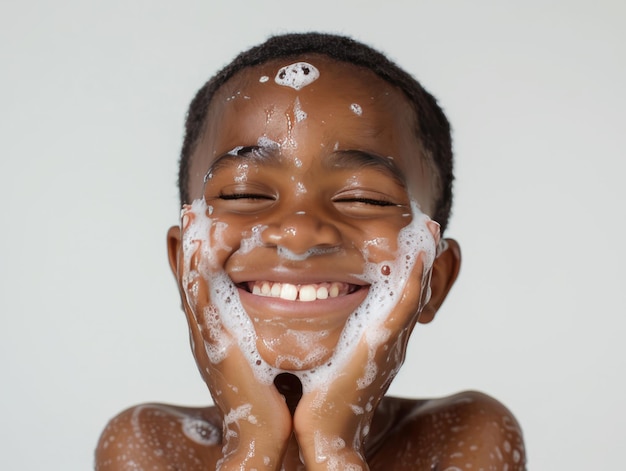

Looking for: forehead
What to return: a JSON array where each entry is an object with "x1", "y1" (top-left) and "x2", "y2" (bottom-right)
[
  {"x1": 189, "y1": 56, "x2": 433, "y2": 207},
  {"x1": 218, "y1": 55, "x2": 406, "y2": 103},
  {"x1": 211, "y1": 57, "x2": 413, "y2": 135}
]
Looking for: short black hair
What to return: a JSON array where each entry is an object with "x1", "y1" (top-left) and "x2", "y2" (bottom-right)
[{"x1": 179, "y1": 32, "x2": 454, "y2": 232}]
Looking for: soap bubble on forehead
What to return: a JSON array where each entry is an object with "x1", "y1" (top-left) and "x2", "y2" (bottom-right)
[
  {"x1": 274, "y1": 62, "x2": 320, "y2": 90},
  {"x1": 350, "y1": 103, "x2": 362, "y2": 116}
]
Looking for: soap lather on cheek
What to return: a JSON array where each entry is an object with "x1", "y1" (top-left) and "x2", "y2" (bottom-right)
[
  {"x1": 182, "y1": 200, "x2": 274, "y2": 380},
  {"x1": 181, "y1": 198, "x2": 437, "y2": 392}
]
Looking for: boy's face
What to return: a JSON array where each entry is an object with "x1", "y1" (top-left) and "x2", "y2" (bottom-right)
[{"x1": 173, "y1": 56, "x2": 440, "y2": 372}]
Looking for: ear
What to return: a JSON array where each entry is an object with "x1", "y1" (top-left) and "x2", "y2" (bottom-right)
[
  {"x1": 167, "y1": 225, "x2": 182, "y2": 281},
  {"x1": 166, "y1": 224, "x2": 212, "y2": 381},
  {"x1": 417, "y1": 238, "x2": 461, "y2": 324}
]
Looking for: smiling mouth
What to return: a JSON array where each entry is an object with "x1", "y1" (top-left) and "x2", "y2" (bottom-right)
[{"x1": 242, "y1": 281, "x2": 362, "y2": 302}]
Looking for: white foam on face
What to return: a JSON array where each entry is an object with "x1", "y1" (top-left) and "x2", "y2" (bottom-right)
[
  {"x1": 276, "y1": 245, "x2": 341, "y2": 261},
  {"x1": 259, "y1": 75, "x2": 269, "y2": 83},
  {"x1": 290, "y1": 329, "x2": 329, "y2": 349},
  {"x1": 238, "y1": 225, "x2": 266, "y2": 255},
  {"x1": 300, "y1": 207, "x2": 436, "y2": 391},
  {"x1": 275, "y1": 62, "x2": 320, "y2": 90},
  {"x1": 257, "y1": 135, "x2": 280, "y2": 150},
  {"x1": 204, "y1": 145, "x2": 244, "y2": 182},
  {"x1": 234, "y1": 162, "x2": 249, "y2": 183},
  {"x1": 295, "y1": 181, "x2": 307, "y2": 195},
  {"x1": 274, "y1": 340, "x2": 330, "y2": 370},
  {"x1": 181, "y1": 198, "x2": 437, "y2": 391},
  {"x1": 350, "y1": 103, "x2": 362, "y2": 116},
  {"x1": 293, "y1": 97, "x2": 307, "y2": 123},
  {"x1": 361, "y1": 237, "x2": 391, "y2": 256}
]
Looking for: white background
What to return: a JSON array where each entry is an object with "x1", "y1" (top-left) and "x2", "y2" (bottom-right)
[{"x1": 1, "y1": 1, "x2": 624, "y2": 469}]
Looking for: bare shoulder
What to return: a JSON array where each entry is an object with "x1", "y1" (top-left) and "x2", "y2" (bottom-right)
[
  {"x1": 95, "y1": 403, "x2": 222, "y2": 470},
  {"x1": 369, "y1": 391, "x2": 526, "y2": 471}
]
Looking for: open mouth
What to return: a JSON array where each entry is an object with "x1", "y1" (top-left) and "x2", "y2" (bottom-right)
[{"x1": 242, "y1": 281, "x2": 362, "y2": 302}]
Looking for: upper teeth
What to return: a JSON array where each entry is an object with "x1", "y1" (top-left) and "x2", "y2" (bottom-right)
[{"x1": 250, "y1": 281, "x2": 346, "y2": 302}]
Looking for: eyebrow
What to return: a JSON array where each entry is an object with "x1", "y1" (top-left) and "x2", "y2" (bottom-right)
[
  {"x1": 204, "y1": 145, "x2": 282, "y2": 181},
  {"x1": 325, "y1": 150, "x2": 407, "y2": 188},
  {"x1": 204, "y1": 146, "x2": 406, "y2": 188}
]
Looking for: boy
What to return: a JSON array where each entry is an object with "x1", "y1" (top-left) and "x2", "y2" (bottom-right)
[{"x1": 96, "y1": 33, "x2": 526, "y2": 470}]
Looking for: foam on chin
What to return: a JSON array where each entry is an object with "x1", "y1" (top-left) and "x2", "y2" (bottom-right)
[{"x1": 181, "y1": 198, "x2": 436, "y2": 393}]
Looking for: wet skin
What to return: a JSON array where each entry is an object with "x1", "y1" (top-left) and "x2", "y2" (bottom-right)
[
  {"x1": 95, "y1": 56, "x2": 526, "y2": 470},
  {"x1": 183, "y1": 56, "x2": 436, "y2": 372}
]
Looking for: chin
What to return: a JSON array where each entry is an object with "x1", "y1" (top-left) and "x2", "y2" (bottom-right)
[{"x1": 256, "y1": 333, "x2": 337, "y2": 371}]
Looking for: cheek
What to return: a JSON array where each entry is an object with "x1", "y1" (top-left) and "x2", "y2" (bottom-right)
[
  {"x1": 353, "y1": 218, "x2": 412, "y2": 264},
  {"x1": 207, "y1": 221, "x2": 234, "y2": 264},
  {"x1": 357, "y1": 209, "x2": 437, "y2": 301},
  {"x1": 358, "y1": 235, "x2": 396, "y2": 264},
  {"x1": 180, "y1": 201, "x2": 245, "y2": 289}
]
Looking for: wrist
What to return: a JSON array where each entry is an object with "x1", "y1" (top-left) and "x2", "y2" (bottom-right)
[
  {"x1": 295, "y1": 427, "x2": 368, "y2": 471},
  {"x1": 218, "y1": 431, "x2": 289, "y2": 471},
  {"x1": 215, "y1": 400, "x2": 292, "y2": 470}
]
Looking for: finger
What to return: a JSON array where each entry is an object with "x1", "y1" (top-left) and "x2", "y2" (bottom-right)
[
  {"x1": 188, "y1": 265, "x2": 211, "y2": 307},
  {"x1": 189, "y1": 238, "x2": 203, "y2": 273},
  {"x1": 181, "y1": 264, "x2": 209, "y2": 317},
  {"x1": 383, "y1": 250, "x2": 430, "y2": 332}
]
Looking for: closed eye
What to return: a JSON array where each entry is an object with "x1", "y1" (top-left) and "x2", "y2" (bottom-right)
[
  {"x1": 219, "y1": 193, "x2": 275, "y2": 200},
  {"x1": 213, "y1": 191, "x2": 277, "y2": 214},
  {"x1": 332, "y1": 189, "x2": 409, "y2": 218},
  {"x1": 333, "y1": 197, "x2": 397, "y2": 207}
]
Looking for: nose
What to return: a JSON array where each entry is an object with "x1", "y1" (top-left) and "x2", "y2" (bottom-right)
[{"x1": 261, "y1": 211, "x2": 342, "y2": 254}]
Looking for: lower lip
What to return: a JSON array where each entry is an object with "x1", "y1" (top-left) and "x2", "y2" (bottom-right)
[{"x1": 236, "y1": 285, "x2": 370, "y2": 320}]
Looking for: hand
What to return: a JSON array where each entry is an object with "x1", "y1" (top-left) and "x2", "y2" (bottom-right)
[
  {"x1": 293, "y1": 221, "x2": 440, "y2": 470},
  {"x1": 177, "y1": 208, "x2": 293, "y2": 470}
]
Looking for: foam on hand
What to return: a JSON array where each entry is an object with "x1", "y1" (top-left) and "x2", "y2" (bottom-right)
[{"x1": 294, "y1": 202, "x2": 437, "y2": 392}]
